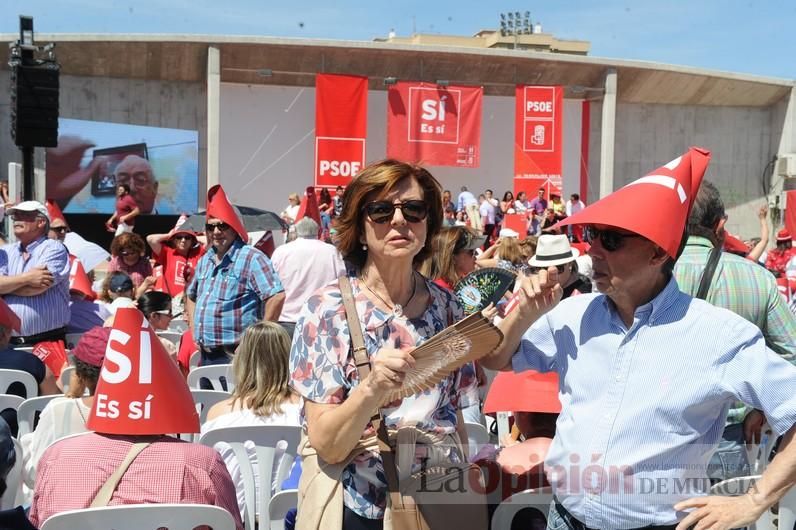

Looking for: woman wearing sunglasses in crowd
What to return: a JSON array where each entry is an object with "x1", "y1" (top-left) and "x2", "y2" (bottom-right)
[
  {"x1": 137, "y1": 290, "x2": 178, "y2": 358},
  {"x1": 107, "y1": 232, "x2": 154, "y2": 293},
  {"x1": 290, "y1": 159, "x2": 475, "y2": 529},
  {"x1": 146, "y1": 226, "x2": 206, "y2": 298}
]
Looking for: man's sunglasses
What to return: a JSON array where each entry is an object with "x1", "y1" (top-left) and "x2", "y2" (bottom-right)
[
  {"x1": 584, "y1": 226, "x2": 643, "y2": 252},
  {"x1": 531, "y1": 264, "x2": 569, "y2": 274},
  {"x1": 51, "y1": 226, "x2": 69, "y2": 233},
  {"x1": 363, "y1": 200, "x2": 428, "y2": 224},
  {"x1": 205, "y1": 222, "x2": 231, "y2": 232}
]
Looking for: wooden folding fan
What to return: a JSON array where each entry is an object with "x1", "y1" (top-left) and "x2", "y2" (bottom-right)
[{"x1": 386, "y1": 312, "x2": 504, "y2": 403}]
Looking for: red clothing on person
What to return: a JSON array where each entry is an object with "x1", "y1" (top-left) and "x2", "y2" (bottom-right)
[
  {"x1": 115, "y1": 194, "x2": 139, "y2": 226},
  {"x1": 30, "y1": 432, "x2": 243, "y2": 529},
  {"x1": 765, "y1": 247, "x2": 796, "y2": 277},
  {"x1": 154, "y1": 245, "x2": 205, "y2": 296},
  {"x1": 433, "y1": 278, "x2": 453, "y2": 290},
  {"x1": 177, "y1": 327, "x2": 199, "y2": 376}
]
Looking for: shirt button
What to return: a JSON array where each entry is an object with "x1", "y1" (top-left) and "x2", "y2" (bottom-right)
[{"x1": 615, "y1": 374, "x2": 622, "y2": 381}]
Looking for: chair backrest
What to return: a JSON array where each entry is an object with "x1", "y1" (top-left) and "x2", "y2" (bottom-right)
[
  {"x1": 746, "y1": 425, "x2": 776, "y2": 474},
  {"x1": 0, "y1": 438, "x2": 22, "y2": 510},
  {"x1": 64, "y1": 333, "x2": 83, "y2": 351},
  {"x1": 39, "y1": 503, "x2": 236, "y2": 530},
  {"x1": 0, "y1": 369, "x2": 38, "y2": 400},
  {"x1": 464, "y1": 421, "x2": 491, "y2": 458},
  {"x1": 199, "y1": 425, "x2": 302, "y2": 530},
  {"x1": 778, "y1": 484, "x2": 795, "y2": 530},
  {"x1": 59, "y1": 366, "x2": 75, "y2": 395},
  {"x1": 0, "y1": 394, "x2": 25, "y2": 415},
  {"x1": 188, "y1": 350, "x2": 201, "y2": 371},
  {"x1": 268, "y1": 489, "x2": 297, "y2": 530},
  {"x1": 168, "y1": 319, "x2": 189, "y2": 333},
  {"x1": 17, "y1": 395, "x2": 61, "y2": 436},
  {"x1": 491, "y1": 487, "x2": 554, "y2": 530},
  {"x1": 191, "y1": 389, "x2": 231, "y2": 425},
  {"x1": 157, "y1": 331, "x2": 182, "y2": 344},
  {"x1": 187, "y1": 364, "x2": 235, "y2": 392},
  {"x1": 709, "y1": 475, "x2": 772, "y2": 530}
]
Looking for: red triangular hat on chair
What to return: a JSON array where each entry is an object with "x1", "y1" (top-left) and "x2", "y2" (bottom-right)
[
  {"x1": 206, "y1": 185, "x2": 247, "y2": 242},
  {"x1": 45, "y1": 199, "x2": 67, "y2": 227},
  {"x1": 68, "y1": 257, "x2": 96, "y2": 301},
  {"x1": 296, "y1": 186, "x2": 321, "y2": 226},
  {"x1": 558, "y1": 147, "x2": 711, "y2": 259},
  {"x1": 87, "y1": 307, "x2": 200, "y2": 435}
]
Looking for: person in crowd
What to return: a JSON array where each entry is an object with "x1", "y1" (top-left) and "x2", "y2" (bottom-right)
[
  {"x1": 539, "y1": 207, "x2": 559, "y2": 233},
  {"x1": 549, "y1": 193, "x2": 566, "y2": 221},
  {"x1": 501, "y1": 190, "x2": 516, "y2": 215},
  {"x1": 0, "y1": 416, "x2": 37, "y2": 530},
  {"x1": 318, "y1": 188, "x2": 333, "y2": 235},
  {"x1": 29, "y1": 308, "x2": 243, "y2": 529},
  {"x1": 186, "y1": 185, "x2": 285, "y2": 367},
  {"x1": 441, "y1": 189, "x2": 455, "y2": 213},
  {"x1": 481, "y1": 148, "x2": 796, "y2": 530},
  {"x1": 333, "y1": 185, "x2": 345, "y2": 218},
  {"x1": 528, "y1": 187, "x2": 548, "y2": 235},
  {"x1": 113, "y1": 155, "x2": 159, "y2": 215},
  {"x1": 203, "y1": 322, "x2": 303, "y2": 519},
  {"x1": 290, "y1": 159, "x2": 473, "y2": 528},
  {"x1": 442, "y1": 204, "x2": 457, "y2": 227},
  {"x1": 674, "y1": 181, "x2": 796, "y2": 482},
  {"x1": 765, "y1": 229, "x2": 796, "y2": 277},
  {"x1": 514, "y1": 191, "x2": 529, "y2": 214},
  {"x1": 0, "y1": 298, "x2": 59, "y2": 436},
  {"x1": 528, "y1": 235, "x2": 590, "y2": 298},
  {"x1": 107, "y1": 232, "x2": 154, "y2": 293},
  {"x1": 565, "y1": 193, "x2": 585, "y2": 217},
  {"x1": 281, "y1": 193, "x2": 301, "y2": 225},
  {"x1": 21, "y1": 326, "x2": 109, "y2": 492},
  {"x1": 479, "y1": 193, "x2": 497, "y2": 248},
  {"x1": 477, "y1": 232, "x2": 531, "y2": 275},
  {"x1": 146, "y1": 223, "x2": 205, "y2": 298},
  {"x1": 457, "y1": 185, "x2": 481, "y2": 231},
  {"x1": 485, "y1": 189, "x2": 502, "y2": 228},
  {"x1": 743, "y1": 204, "x2": 770, "y2": 263},
  {"x1": 45, "y1": 200, "x2": 69, "y2": 243},
  {"x1": 270, "y1": 217, "x2": 345, "y2": 338},
  {"x1": 98, "y1": 272, "x2": 137, "y2": 320},
  {"x1": 0, "y1": 201, "x2": 71, "y2": 345},
  {"x1": 67, "y1": 265, "x2": 110, "y2": 333},
  {"x1": 105, "y1": 183, "x2": 140, "y2": 236},
  {"x1": 137, "y1": 291, "x2": 177, "y2": 357}
]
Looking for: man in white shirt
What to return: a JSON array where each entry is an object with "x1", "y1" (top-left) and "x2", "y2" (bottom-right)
[
  {"x1": 479, "y1": 193, "x2": 497, "y2": 247},
  {"x1": 270, "y1": 217, "x2": 345, "y2": 338},
  {"x1": 565, "y1": 193, "x2": 585, "y2": 216}
]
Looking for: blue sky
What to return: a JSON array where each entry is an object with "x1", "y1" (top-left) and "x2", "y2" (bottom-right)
[{"x1": 3, "y1": 0, "x2": 795, "y2": 79}]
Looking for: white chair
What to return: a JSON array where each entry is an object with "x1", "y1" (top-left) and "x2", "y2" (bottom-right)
[
  {"x1": 168, "y1": 319, "x2": 189, "y2": 333},
  {"x1": 157, "y1": 331, "x2": 182, "y2": 344},
  {"x1": 747, "y1": 425, "x2": 776, "y2": 474},
  {"x1": 187, "y1": 364, "x2": 235, "y2": 392},
  {"x1": 59, "y1": 366, "x2": 75, "y2": 394},
  {"x1": 39, "y1": 503, "x2": 237, "y2": 530},
  {"x1": 64, "y1": 333, "x2": 83, "y2": 350},
  {"x1": 199, "y1": 425, "x2": 302, "y2": 530},
  {"x1": 191, "y1": 389, "x2": 231, "y2": 425},
  {"x1": 189, "y1": 350, "x2": 201, "y2": 371},
  {"x1": 268, "y1": 488, "x2": 298, "y2": 530},
  {"x1": 0, "y1": 369, "x2": 38, "y2": 399},
  {"x1": 17, "y1": 395, "x2": 61, "y2": 436},
  {"x1": 464, "y1": 421, "x2": 491, "y2": 459},
  {"x1": 779, "y1": 485, "x2": 796, "y2": 530},
  {"x1": 0, "y1": 394, "x2": 24, "y2": 414},
  {"x1": 710, "y1": 475, "x2": 773, "y2": 530},
  {"x1": 491, "y1": 487, "x2": 554, "y2": 530},
  {"x1": 0, "y1": 438, "x2": 22, "y2": 509}
]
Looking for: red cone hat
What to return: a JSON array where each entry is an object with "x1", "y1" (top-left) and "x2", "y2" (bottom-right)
[
  {"x1": 206, "y1": 185, "x2": 247, "y2": 242},
  {"x1": 558, "y1": 147, "x2": 711, "y2": 259},
  {"x1": 87, "y1": 307, "x2": 200, "y2": 435},
  {"x1": 0, "y1": 298, "x2": 21, "y2": 333},
  {"x1": 68, "y1": 257, "x2": 96, "y2": 301},
  {"x1": 45, "y1": 199, "x2": 67, "y2": 226},
  {"x1": 296, "y1": 186, "x2": 321, "y2": 226}
]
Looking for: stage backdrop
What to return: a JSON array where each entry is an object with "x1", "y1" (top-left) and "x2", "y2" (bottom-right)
[
  {"x1": 514, "y1": 85, "x2": 564, "y2": 199},
  {"x1": 45, "y1": 118, "x2": 199, "y2": 215}
]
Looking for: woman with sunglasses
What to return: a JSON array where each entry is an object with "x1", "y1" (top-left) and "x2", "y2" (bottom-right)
[
  {"x1": 107, "y1": 232, "x2": 154, "y2": 295},
  {"x1": 137, "y1": 290, "x2": 178, "y2": 358},
  {"x1": 290, "y1": 159, "x2": 474, "y2": 529},
  {"x1": 146, "y1": 227, "x2": 205, "y2": 297}
]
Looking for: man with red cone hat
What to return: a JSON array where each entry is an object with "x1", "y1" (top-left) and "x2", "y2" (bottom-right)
[
  {"x1": 45, "y1": 199, "x2": 69, "y2": 243},
  {"x1": 146, "y1": 215, "x2": 206, "y2": 298},
  {"x1": 482, "y1": 147, "x2": 796, "y2": 530},
  {"x1": 29, "y1": 307, "x2": 243, "y2": 529},
  {"x1": 186, "y1": 185, "x2": 284, "y2": 368}
]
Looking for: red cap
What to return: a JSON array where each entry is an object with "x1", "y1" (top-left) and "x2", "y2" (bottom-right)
[
  {"x1": 87, "y1": 308, "x2": 200, "y2": 435},
  {"x1": 484, "y1": 370, "x2": 561, "y2": 414},
  {"x1": 0, "y1": 298, "x2": 21, "y2": 333},
  {"x1": 72, "y1": 326, "x2": 111, "y2": 367},
  {"x1": 777, "y1": 229, "x2": 792, "y2": 242},
  {"x1": 206, "y1": 185, "x2": 247, "y2": 242},
  {"x1": 45, "y1": 199, "x2": 67, "y2": 226},
  {"x1": 296, "y1": 186, "x2": 321, "y2": 226},
  {"x1": 69, "y1": 257, "x2": 96, "y2": 301},
  {"x1": 558, "y1": 147, "x2": 711, "y2": 259}
]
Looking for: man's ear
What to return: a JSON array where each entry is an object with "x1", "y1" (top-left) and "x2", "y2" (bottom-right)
[
  {"x1": 715, "y1": 215, "x2": 727, "y2": 238},
  {"x1": 650, "y1": 245, "x2": 670, "y2": 267}
]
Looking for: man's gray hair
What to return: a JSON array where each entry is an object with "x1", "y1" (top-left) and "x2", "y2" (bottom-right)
[{"x1": 294, "y1": 217, "x2": 319, "y2": 239}]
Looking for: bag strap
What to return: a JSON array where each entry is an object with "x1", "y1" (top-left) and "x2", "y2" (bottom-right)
[
  {"x1": 695, "y1": 239, "x2": 723, "y2": 300},
  {"x1": 338, "y1": 276, "x2": 403, "y2": 499},
  {"x1": 90, "y1": 442, "x2": 151, "y2": 507}
]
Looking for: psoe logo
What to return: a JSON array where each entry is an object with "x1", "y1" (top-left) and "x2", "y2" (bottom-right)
[{"x1": 408, "y1": 87, "x2": 461, "y2": 144}]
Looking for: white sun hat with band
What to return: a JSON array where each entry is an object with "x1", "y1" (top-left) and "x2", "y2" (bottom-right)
[{"x1": 528, "y1": 234, "x2": 579, "y2": 268}]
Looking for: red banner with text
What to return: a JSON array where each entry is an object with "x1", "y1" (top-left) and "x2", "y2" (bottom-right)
[
  {"x1": 387, "y1": 82, "x2": 482, "y2": 167},
  {"x1": 315, "y1": 73, "x2": 368, "y2": 188},
  {"x1": 514, "y1": 85, "x2": 563, "y2": 199}
]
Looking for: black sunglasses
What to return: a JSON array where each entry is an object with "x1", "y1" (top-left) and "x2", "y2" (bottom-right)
[
  {"x1": 584, "y1": 226, "x2": 643, "y2": 252},
  {"x1": 363, "y1": 200, "x2": 428, "y2": 224},
  {"x1": 51, "y1": 226, "x2": 69, "y2": 233},
  {"x1": 205, "y1": 222, "x2": 231, "y2": 232},
  {"x1": 173, "y1": 234, "x2": 194, "y2": 241},
  {"x1": 531, "y1": 264, "x2": 569, "y2": 274}
]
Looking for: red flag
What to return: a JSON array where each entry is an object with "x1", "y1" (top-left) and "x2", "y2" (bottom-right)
[
  {"x1": 387, "y1": 82, "x2": 482, "y2": 167},
  {"x1": 786, "y1": 190, "x2": 796, "y2": 237},
  {"x1": 315, "y1": 74, "x2": 368, "y2": 188},
  {"x1": 514, "y1": 86, "x2": 563, "y2": 197},
  {"x1": 32, "y1": 340, "x2": 69, "y2": 378},
  {"x1": 253, "y1": 231, "x2": 275, "y2": 258},
  {"x1": 152, "y1": 265, "x2": 166, "y2": 293}
]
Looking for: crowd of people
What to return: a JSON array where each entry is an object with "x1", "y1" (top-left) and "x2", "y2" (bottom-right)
[{"x1": 0, "y1": 151, "x2": 791, "y2": 530}]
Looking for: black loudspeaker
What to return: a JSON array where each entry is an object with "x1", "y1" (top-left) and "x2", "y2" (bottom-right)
[{"x1": 10, "y1": 62, "x2": 59, "y2": 147}]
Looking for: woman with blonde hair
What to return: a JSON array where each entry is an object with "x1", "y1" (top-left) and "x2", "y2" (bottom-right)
[
  {"x1": 203, "y1": 321, "x2": 302, "y2": 519},
  {"x1": 420, "y1": 226, "x2": 484, "y2": 290},
  {"x1": 477, "y1": 235, "x2": 530, "y2": 274}
]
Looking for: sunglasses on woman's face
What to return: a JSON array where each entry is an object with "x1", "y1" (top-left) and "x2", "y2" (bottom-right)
[
  {"x1": 363, "y1": 200, "x2": 428, "y2": 224},
  {"x1": 584, "y1": 226, "x2": 643, "y2": 252},
  {"x1": 173, "y1": 235, "x2": 194, "y2": 241}
]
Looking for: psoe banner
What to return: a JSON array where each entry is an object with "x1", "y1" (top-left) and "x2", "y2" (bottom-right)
[
  {"x1": 514, "y1": 85, "x2": 563, "y2": 198},
  {"x1": 387, "y1": 82, "x2": 482, "y2": 168},
  {"x1": 315, "y1": 73, "x2": 368, "y2": 188}
]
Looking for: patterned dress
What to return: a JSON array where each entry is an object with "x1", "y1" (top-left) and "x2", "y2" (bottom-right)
[{"x1": 290, "y1": 275, "x2": 469, "y2": 519}]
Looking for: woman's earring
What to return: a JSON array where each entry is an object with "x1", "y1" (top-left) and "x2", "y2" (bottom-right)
[{"x1": 362, "y1": 244, "x2": 368, "y2": 251}]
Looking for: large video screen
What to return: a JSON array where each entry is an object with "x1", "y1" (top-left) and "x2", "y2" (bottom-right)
[{"x1": 45, "y1": 118, "x2": 199, "y2": 215}]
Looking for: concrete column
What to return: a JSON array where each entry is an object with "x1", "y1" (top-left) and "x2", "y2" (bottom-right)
[
  {"x1": 774, "y1": 87, "x2": 796, "y2": 232},
  {"x1": 599, "y1": 68, "x2": 618, "y2": 198},
  {"x1": 206, "y1": 46, "x2": 221, "y2": 189}
]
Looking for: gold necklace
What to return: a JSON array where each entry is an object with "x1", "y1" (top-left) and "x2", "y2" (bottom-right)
[{"x1": 360, "y1": 272, "x2": 418, "y2": 318}]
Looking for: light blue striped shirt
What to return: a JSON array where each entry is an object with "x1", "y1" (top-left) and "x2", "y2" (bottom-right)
[
  {"x1": 513, "y1": 277, "x2": 796, "y2": 529},
  {"x1": 0, "y1": 237, "x2": 71, "y2": 336}
]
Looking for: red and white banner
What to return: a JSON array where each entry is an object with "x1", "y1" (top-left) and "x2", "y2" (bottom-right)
[
  {"x1": 387, "y1": 82, "x2": 482, "y2": 167},
  {"x1": 314, "y1": 74, "x2": 368, "y2": 188},
  {"x1": 514, "y1": 85, "x2": 564, "y2": 199},
  {"x1": 786, "y1": 190, "x2": 796, "y2": 237}
]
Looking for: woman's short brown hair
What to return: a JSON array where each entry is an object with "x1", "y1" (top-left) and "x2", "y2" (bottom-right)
[
  {"x1": 335, "y1": 159, "x2": 443, "y2": 270},
  {"x1": 110, "y1": 232, "x2": 146, "y2": 257}
]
